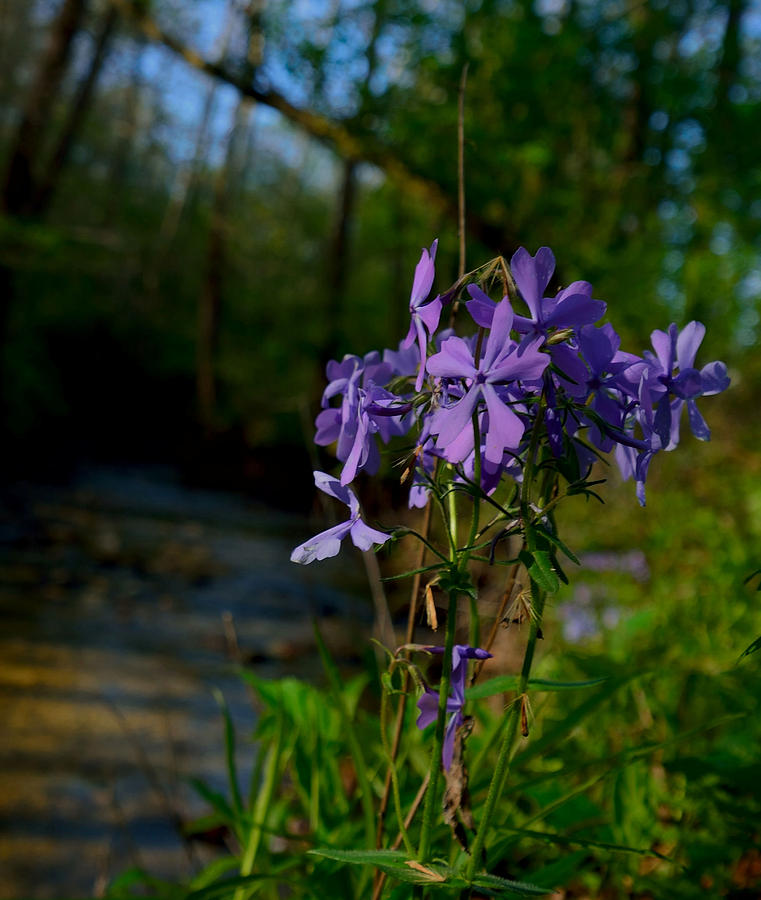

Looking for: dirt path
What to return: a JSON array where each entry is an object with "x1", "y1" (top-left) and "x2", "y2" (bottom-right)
[{"x1": 0, "y1": 466, "x2": 369, "y2": 897}]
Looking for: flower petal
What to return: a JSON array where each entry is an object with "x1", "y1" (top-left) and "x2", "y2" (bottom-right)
[
  {"x1": 431, "y1": 383, "x2": 482, "y2": 449},
  {"x1": 290, "y1": 520, "x2": 353, "y2": 564},
  {"x1": 676, "y1": 321, "x2": 705, "y2": 370},
  {"x1": 410, "y1": 239, "x2": 438, "y2": 308},
  {"x1": 442, "y1": 711, "x2": 461, "y2": 772},
  {"x1": 482, "y1": 297, "x2": 515, "y2": 371},
  {"x1": 700, "y1": 360, "x2": 730, "y2": 395},
  {"x1": 482, "y1": 384, "x2": 525, "y2": 464},
  {"x1": 466, "y1": 284, "x2": 498, "y2": 328},
  {"x1": 511, "y1": 246, "x2": 555, "y2": 321},
  {"x1": 427, "y1": 336, "x2": 478, "y2": 379},
  {"x1": 349, "y1": 518, "x2": 390, "y2": 551},
  {"x1": 313, "y1": 471, "x2": 353, "y2": 507},
  {"x1": 687, "y1": 399, "x2": 711, "y2": 441}
]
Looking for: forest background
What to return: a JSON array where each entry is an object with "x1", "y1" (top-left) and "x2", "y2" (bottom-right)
[{"x1": 3, "y1": 0, "x2": 761, "y2": 897}]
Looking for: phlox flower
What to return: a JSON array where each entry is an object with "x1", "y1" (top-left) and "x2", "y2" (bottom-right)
[
  {"x1": 416, "y1": 644, "x2": 492, "y2": 771},
  {"x1": 401, "y1": 240, "x2": 442, "y2": 391},
  {"x1": 427, "y1": 297, "x2": 548, "y2": 465},
  {"x1": 643, "y1": 321, "x2": 730, "y2": 448},
  {"x1": 509, "y1": 246, "x2": 606, "y2": 336},
  {"x1": 290, "y1": 472, "x2": 390, "y2": 564},
  {"x1": 315, "y1": 353, "x2": 410, "y2": 485}
]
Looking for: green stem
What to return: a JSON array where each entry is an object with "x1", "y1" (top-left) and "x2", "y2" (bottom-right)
[
  {"x1": 465, "y1": 580, "x2": 547, "y2": 881},
  {"x1": 417, "y1": 589, "x2": 459, "y2": 862},
  {"x1": 447, "y1": 481, "x2": 458, "y2": 554}
]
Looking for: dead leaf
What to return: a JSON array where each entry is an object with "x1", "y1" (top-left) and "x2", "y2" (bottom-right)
[{"x1": 404, "y1": 860, "x2": 445, "y2": 882}]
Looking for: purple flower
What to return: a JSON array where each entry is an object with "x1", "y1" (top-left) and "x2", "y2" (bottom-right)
[
  {"x1": 416, "y1": 644, "x2": 492, "y2": 771},
  {"x1": 401, "y1": 240, "x2": 443, "y2": 391},
  {"x1": 569, "y1": 324, "x2": 645, "y2": 452},
  {"x1": 290, "y1": 471, "x2": 390, "y2": 564},
  {"x1": 315, "y1": 353, "x2": 410, "y2": 485},
  {"x1": 643, "y1": 322, "x2": 730, "y2": 448},
  {"x1": 427, "y1": 298, "x2": 549, "y2": 465},
  {"x1": 614, "y1": 375, "x2": 663, "y2": 506},
  {"x1": 510, "y1": 247, "x2": 606, "y2": 336}
]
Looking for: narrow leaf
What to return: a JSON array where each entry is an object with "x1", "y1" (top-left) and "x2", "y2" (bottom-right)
[
  {"x1": 500, "y1": 825, "x2": 675, "y2": 862},
  {"x1": 739, "y1": 635, "x2": 761, "y2": 661},
  {"x1": 532, "y1": 523, "x2": 580, "y2": 564},
  {"x1": 213, "y1": 688, "x2": 243, "y2": 817},
  {"x1": 467, "y1": 675, "x2": 608, "y2": 701},
  {"x1": 471, "y1": 871, "x2": 550, "y2": 896},
  {"x1": 307, "y1": 849, "x2": 456, "y2": 886}
]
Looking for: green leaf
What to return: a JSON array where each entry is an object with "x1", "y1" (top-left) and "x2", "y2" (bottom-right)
[
  {"x1": 499, "y1": 825, "x2": 675, "y2": 862},
  {"x1": 314, "y1": 626, "x2": 376, "y2": 856},
  {"x1": 520, "y1": 549, "x2": 560, "y2": 593},
  {"x1": 531, "y1": 523, "x2": 580, "y2": 565},
  {"x1": 471, "y1": 872, "x2": 550, "y2": 896},
  {"x1": 213, "y1": 688, "x2": 243, "y2": 817},
  {"x1": 382, "y1": 563, "x2": 445, "y2": 581},
  {"x1": 188, "y1": 856, "x2": 240, "y2": 890},
  {"x1": 307, "y1": 849, "x2": 458, "y2": 887},
  {"x1": 739, "y1": 635, "x2": 761, "y2": 661},
  {"x1": 467, "y1": 675, "x2": 609, "y2": 700},
  {"x1": 524, "y1": 850, "x2": 587, "y2": 891},
  {"x1": 186, "y1": 777, "x2": 235, "y2": 824},
  {"x1": 438, "y1": 566, "x2": 477, "y2": 601}
]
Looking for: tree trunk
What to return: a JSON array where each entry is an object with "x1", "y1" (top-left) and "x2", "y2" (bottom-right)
[
  {"x1": 196, "y1": 0, "x2": 261, "y2": 430},
  {"x1": 32, "y1": 5, "x2": 119, "y2": 215},
  {"x1": 323, "y1": 158, "x2": 358, "y2": 365},
  {"x1": 321, "y1": 0, "x2": 388, "y2": 364},
  {"x1": 0, "y1": 0, "x2": 87, "y2": 448},
  {"x1": 101, "y1": 38, "x2": 143, "y2": 226},
  {"x1": 197, "y1": 98, "x2": 250, "y2": 431},
  {"x1": 1, "y1": 0, "x2": 88, "y2": 217}
]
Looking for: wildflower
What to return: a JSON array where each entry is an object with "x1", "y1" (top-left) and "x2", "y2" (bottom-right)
[
  {"x1": 643, "y1": 321, "x2": 730, "y2": 448},
  {"x1": 416, "y1": 644, "x2": 492, "y2": 771},
  {"x1": 510, "y1": 246, "x2": 606, "y2": 336},
  {"x1": 401, "y1": 240, "x2": 442, "y2": 391},
  {"x1": 290, "y1": 472, "x2": 390, "y2": 564},
  {"x1": 315, "y1": 353, "x2": 409, "y2": 485},
  {"x1": 427, "y1": 297, "x2": 548, "y2": 465}
]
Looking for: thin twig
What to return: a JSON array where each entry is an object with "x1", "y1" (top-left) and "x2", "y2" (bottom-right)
[
  {"x1": 375, "y1": 501, "x2": 433, "y2": 852},
  {"x1": 449, "y1": 62, "x2": 469, "y2": 324},
  {"x1": 458, "y1": 63, "x2": 469, "y2": 280},
  {"x1": 471, "y1": 558, "x2": 523, "y2": 685}
]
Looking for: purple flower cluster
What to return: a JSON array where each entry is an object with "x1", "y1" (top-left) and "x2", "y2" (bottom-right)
[{"x1": 291, "y1": 242, "x2": 730, "y2": 564}]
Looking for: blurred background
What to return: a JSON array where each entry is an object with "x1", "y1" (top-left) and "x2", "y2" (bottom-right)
[{"x1": 2, "y1": 0, "x2": 761, "y2": 896}]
